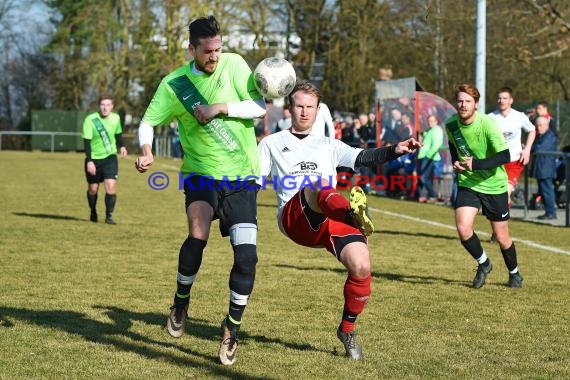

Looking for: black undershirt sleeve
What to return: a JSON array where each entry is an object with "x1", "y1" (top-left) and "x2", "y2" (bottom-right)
[
  {"x1": 354, "y1": 145, "x2": 399, "y2": 167},
  {"x1": 84, "y1": 139, "x2": 92, "y2": 161},
  {"x1": 472, "y1": 149, "x2": 511, "y2": 170},
  {"x1": 115, "y1": 133, "x2": 125, "y2": 148},
  {"x1": 448, "y1": 142, "x2": 459, "y2": 163}
]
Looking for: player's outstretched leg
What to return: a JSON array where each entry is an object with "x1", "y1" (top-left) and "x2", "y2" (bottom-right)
[{"x1": 349, "y1": 186, "x2": 374, "y2": 236}]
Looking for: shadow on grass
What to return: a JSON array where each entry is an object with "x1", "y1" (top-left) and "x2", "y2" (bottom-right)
[
  {"x1": 13, "y1": 212, "x2": 83, "y2": 221},
  {"x1": 373, "y1": 229, "x2": 457, "y2": 240},
  {"x1": 0, "y1": 304, "x2": 321, "y2": 378},
  {"x1": 274, "y1": 263, "x2": 469, "y2": 286}
]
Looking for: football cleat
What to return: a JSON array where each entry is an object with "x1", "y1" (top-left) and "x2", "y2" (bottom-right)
[
  {"x1": 219, "y1": 317, "x2": 238, "y2": 365},
  {"x1": 166, "y1": 303, "x2": 188, "y2": 338},
  {"x1": 348, "y1": 186, "x2": 374, "y2": 236},
  {"x1": 337, "y1": 328, "x2": 363, "y2": 360},
  {"x1": 508, "y1": 272, "x2": 523, "y2": 288},
  {"x1": 472, "y1": 262, "x2": 493, "y2": 289}
]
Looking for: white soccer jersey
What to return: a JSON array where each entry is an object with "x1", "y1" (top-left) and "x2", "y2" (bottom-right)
[
  {"x1": 258, "y1": 130, "x2": 362, "y2": 217},
  {"x1": 488, "y1": 109, "x2": 535, "y2": 162}
]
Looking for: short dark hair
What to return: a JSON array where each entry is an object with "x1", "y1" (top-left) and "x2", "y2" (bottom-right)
[
  {"x1": 288, "y1": 81, "x2": 321, "y2": 106},
  {"x1": 189, "y1": 16, "x2": 221, "y2": 47},
  {"x1": 497, "y1": 86, "x2": 513, "y2": 97},
  {"x1": 454, "y1": 83, "x2": 480, "y2": 103},
  {"x1": 99, "y1": 94, "x2": 113, "y2": 103}
]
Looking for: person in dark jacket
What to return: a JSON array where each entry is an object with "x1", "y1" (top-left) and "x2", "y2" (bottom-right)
[{"x1": 531, "y1": 116, "x2": 559, "y2": 220}]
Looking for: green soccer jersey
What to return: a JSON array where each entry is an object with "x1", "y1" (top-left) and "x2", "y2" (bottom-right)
[
  {"x1": 445, "y1": 112, "x2": 508, "y2": 194},
  {"x1": 142, "y1": 53, "x2": 263, "y2": 180},
  {"x1": 82, "y1": 112, "x2": 122, "y2": 159}
]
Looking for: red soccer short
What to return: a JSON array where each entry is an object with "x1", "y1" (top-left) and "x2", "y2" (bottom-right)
[
  {"x1": 280, "y1": 190, "x2": 364, "y2": 258},
  {"x1": 504, "y1": 161, "x2": 525, "y2": 188}
]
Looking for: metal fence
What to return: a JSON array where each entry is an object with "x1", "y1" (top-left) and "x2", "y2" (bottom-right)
[{"x1": 0, "y1": 131, "x2": 82, "y2": 152}]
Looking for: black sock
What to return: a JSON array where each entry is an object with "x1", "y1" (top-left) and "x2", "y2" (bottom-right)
[
  {"x1": 105, "y1": 193, "x2": 116, "y2": 217},
  {"x1": 87, "y1": 191, "x2": 97, "y2": 212},
  {"x1": 460, "y1": 233, "x2": 487, "y2": 263},
  {"x1": 501, "y1": 242, "x2": 518, "y2": 272},
  {"x1": 227, "y1": 306, "x2": 244, "y2": 331},
  {"x1": 174, "y1": 236, "x2": 206, "y2": 305}
]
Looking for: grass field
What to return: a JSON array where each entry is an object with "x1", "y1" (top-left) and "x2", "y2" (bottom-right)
[{"x1": 1, "y1": 151, "x2": 569, "y2": 379}]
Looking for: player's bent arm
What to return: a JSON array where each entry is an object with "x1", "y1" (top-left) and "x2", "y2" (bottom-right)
[
  {"x1": 354, "y1": 145, "x2": 399, "y2": 167},
  {"x1": 471, "y1": 149, "x2": 510, "y2": 170},
  {"x1": 227, "y1": 99, "x2": 267, "y2": 119}
]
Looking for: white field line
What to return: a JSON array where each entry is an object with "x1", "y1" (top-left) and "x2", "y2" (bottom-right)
[{"x1": 370, "y1": 207, "x2": 570, "y2": 256}]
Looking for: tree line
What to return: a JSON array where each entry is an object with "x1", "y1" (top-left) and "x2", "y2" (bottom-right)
[{"x1": 1, "y1": 0, "x2": 569, "y2": 143}]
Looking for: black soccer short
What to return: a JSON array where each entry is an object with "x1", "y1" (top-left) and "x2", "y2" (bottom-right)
[
  {"x1": 455, "y1": 186, "x2": 510, "y2": 222},
  {"x1": 85, "y1": 155, "x2": 118, "y2": 184},
  {"x1": 183, "y1": 175, "x2": 257, "y2": 237}
]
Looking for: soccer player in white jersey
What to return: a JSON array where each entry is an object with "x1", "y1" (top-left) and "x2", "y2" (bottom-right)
[
  {"x1": 488, "y1": 87, "x2": 536, "y2": 208},
  {"x1": 258, "y1": 81, "x2": 420, "y2": 360}
]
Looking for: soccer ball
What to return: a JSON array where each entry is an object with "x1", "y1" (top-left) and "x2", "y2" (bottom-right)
[{"x1": 253, "y1": 57, "x2": 296, "y2": 99}]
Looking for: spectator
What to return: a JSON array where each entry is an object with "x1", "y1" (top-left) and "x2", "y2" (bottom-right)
[
  {"x1": 417, "y1": 115, "x2": 444, "y2": 203},
  {"x1": 531, "y1": 116, "x2": 559, "y2": 220},
  {"x1": 397, "y1": 113, "x2": 414, "y2": 140},
  {"x1": 275, "y1": 108, "x2": 292, "y2": 132},
  {"x1": 535, "y1": 101, "x2": 557, "y2": 135},
  {"x1": 366, "y1": 112, "x2": 377, "y2": 147},
  {"x1": 265, "y1": 99, "x2": 283, "y2": 135},
  {"x1": 341, "y1": 116, "x2": 356, "y2": 145},
  {"x1": 382, "y1": 106, "x2": 403, "y2": 145},
  {"x1": 352, "y1": 118, "x2": 362, "y2": 146},
  {"x1": 334, "y1": 117, "x2": 343, "y2": 140},
  {"x1": 170, "y1": 120, "x2": 183, "y2": 160}
]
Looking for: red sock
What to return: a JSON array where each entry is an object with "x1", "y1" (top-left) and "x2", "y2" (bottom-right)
[
  {"x1": 340, "y1": 274, "x2": 372, "y2": 332},
  {"x1": 316, "y1": 188, "x2": 350, "y2": 221}
]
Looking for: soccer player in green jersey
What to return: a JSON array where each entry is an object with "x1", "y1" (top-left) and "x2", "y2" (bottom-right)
[
  {"x1": 135, "y1": 16, "x2": 266, "y2": 365},
  {"x1": 82, "y1": 95, "x2": 127, "y2": 224},
  {"x1": 445, "y1": 84, "x2": 523, "y2": 289}
]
